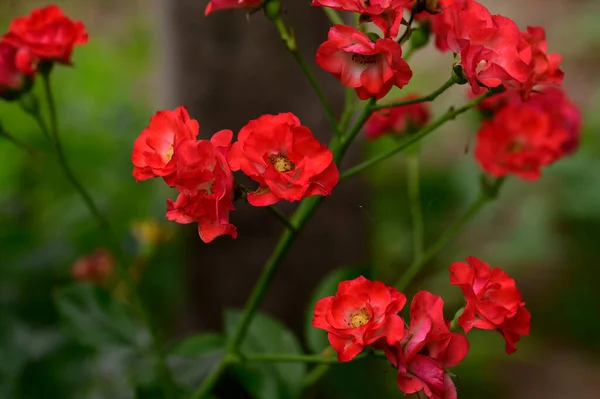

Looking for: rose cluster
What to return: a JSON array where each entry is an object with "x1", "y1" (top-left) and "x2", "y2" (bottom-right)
[
  {"x1": 131, "y1": 109, "x2": 339, "y2": 243},
  {"x1": 313, "y1": 256, "x2": 531, "y2": 398},
  {"x1": 0, "y1": 5, "x2": 87, "y2": 99}
]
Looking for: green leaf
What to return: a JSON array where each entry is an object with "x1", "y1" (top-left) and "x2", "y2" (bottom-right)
[
  {"x1": 225, "y1": 310, "x2": 306, "y2": 399},
  {"x1": 167, "y1": 333, "x2": 226, "y2": 391},
  {"x1": 53, "y1": 283, "x2": 137, "y2": 349},
  {"x1": 305, "y1": 267, "x2": 368, "y2": 354}
]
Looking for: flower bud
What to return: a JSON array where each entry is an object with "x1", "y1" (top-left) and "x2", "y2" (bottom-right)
[
  {"x1": 452, "y1": 62, "x2": 468, "y2": 85},
  {"x1": 263, "y1": 0, "x2": 281, "y2": 21}
]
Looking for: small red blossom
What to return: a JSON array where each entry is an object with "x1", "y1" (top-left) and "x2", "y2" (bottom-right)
[
  {"x1": 474, "y1": 88, "x2": 579, "y2": 180},
  {"x1": 312, "y1": 276, "x2": 407, "y2": 362},
  {"x1": 227, "y1": 113, "x2": 339, "y2": 207},
  {"x1": 204, "y1": 0, "x2": 263, "y2": 16},
  {"x1": 131, "y1": 106, "x2": 199, "y2": 186},
  {"x1": 449, "y1": 256, "x2": 531, "y2": 354},
  {"x1": 71, "y1": 248, "x2": 114, "y2": 285},
  {"x1": 0, "y1": 40, "x2": 33, "y2": 100},
  {"x1": 166, "y1": 129, "x2": 237, "y2": 243},
  {"x1": 2, "y1": 5, "x2": 88, "y2": 74},
  {"x1": 312, "y1": 0, "x2": 414, "y2": 38},
  {"x1": 316, "y1": 25, "x2": 412, "y2": 100},
  {"x1": 384, "y1": 291, "x2": 469, "y2": 399},
  {"x1": 364, "y1": 93, "x2": 431, "y2": 140}
]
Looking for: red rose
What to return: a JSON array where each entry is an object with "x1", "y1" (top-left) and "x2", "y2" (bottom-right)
[
  {"x1": 449, "y1": 256, "x2": 531, "y2": 354},
  {"x1": 2, "y1": 5, "x2": 88, "y2": 73},
  {"x1": 166, "y1": 129, "x2": 237, "y2": 243},
  {"x1": 474, "y1": 88, "x2": 578, "y2": 180},
  {"x1": 0, "y1": 40, "x2": 33, "y2": 100},
  {"x1": 312, "y1": 0, "x2": 414, "y2": 38},
  {"x1": 384, "y1": 291, "x2": 468, "y2": 399},
  {"x1": 204, "y1": 0, "x2": 263, "y2": 16},
  {"x1": 312, "y1": 276, "x2": 407, "y2": 361},
  {"x1": 364, "y1": 93, "x2": 431, "y2": 140},
  {"x1": 227, "y1": 113, "x2": 339, "y2": 206},
  {"x1": 316, "y1": 25, "x2": 412, "y2": 100},
  {"x1": 517, "y1": 26, "x2": 564, "y2": 99},
  {"x1": 71, "y1": 248, "x2": 114, "y2": 285},
  {"x1": 132, "y1": 106, "x2": 199, "y2": 186}
]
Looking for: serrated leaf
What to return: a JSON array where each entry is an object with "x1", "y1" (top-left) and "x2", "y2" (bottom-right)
[
  {"x1": 53, "y1": 283, "x2": 137, "y2": 349},
  {"x1": 225, "y1": 310, "x2": 306, "y2": 399}
]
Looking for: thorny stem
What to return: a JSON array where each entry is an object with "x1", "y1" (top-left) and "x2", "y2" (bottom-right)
[
  {"x1": 340, "y1": 89, "x2": 496, "y2": 180},
  {"x1": 372, "y1": 76, "x2": 457, "y2": 111},
  {"x1": 271, "y1": 15, "x2": 339, "y2": 135},
  {"x1": 39, "y1": 70, "x2": 176, "y2": 398},
  {"x1": 395, "y1": 177, "x2": 506, "y2": 291}
]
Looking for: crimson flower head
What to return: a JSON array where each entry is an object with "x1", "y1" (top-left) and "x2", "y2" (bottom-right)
[
  {"x1": 312, "y1": 276, "x2": 407, "y2": 362},
  {"x1": 384, "y1": 291, "x2": 469, "y2": 399},
  {"x1": 450, "y1": 256, "x2": 531, "y2": 354},
  {"x1": 167, "y1": 130, "x2": 237, "y2": 243},
  {"x1": 71, "y1": 248, "x2": 114, "y2": 285},
  {"x1": 204, "y1": 0, "x2": 263, "y2": 16},
  {"x1": 474, "y1": 88, "x2": 579, "y2": 180},
  {"x1": 227, "y1": 113, "x2": 339, "y2": 207},
  {"x1": 312, "y1": 1, "x2": 414, "y2": 38},
  {"x1": 364, "y1": 94, "x2": 431, "y2": 140},
  {"x1": 316, "y1": 25, "x2": 412, "y2": 100},
  {"x1": 132, "y1": 106, "x2": 199, "y2": 186},
  {"x1": 0, "y1": 40, "x2": 34, "y2": 100},
  {"x1": 2, "y1": 5, "x2": 88, "y2": 74}
]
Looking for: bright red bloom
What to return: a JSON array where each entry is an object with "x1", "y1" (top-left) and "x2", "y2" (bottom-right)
[
  {"x1": 316, "y1": 25, "x2": 412, "y2": 100},
  {"x1": 132, "y1": 106, "x2": 199, "y2": 186},
  {"x1": 312, "y1": 276, "x2": 407, "y2": 362},
  {"x1": 516, "y1": 26, "x2": 564, "y2": 98},
  {"x1": 312, "y1": 1, "x2": 414, "y2": 38},
  {"x1": 0, "y1": 40, "x2": 33, "y2": 99},
  {"x1": 474, "y1": 88, "x2": 579, "y2": 180},
  {"x1": 2, "y1": 5, "x2": 88, "y2": 74},
  {"x1": 384, "y1": 291, "x2": 469, "y2": 399},
  {"x1": 364, "y1": 93, "x2": 431, "y2": 140},
  {"x1": 449, "y1": 256, "x2": 531, "y2": 354},
  {"x1": 166, "y1": 129, "x2": 237, "y2": 243},
  {"x1": 71, "y1": 248, "x2": 114, "y2": 285},
  {"x1": 204, "y1": 0, "x2": 262, "y2": 15},
  {"x1": 227, "y1": 113, "x2": 339, "y2": 207}
]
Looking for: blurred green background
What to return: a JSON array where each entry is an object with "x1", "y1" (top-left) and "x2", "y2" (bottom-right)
[{"x1": 1, "y1": 0, "x2": 600, "y2": 398}]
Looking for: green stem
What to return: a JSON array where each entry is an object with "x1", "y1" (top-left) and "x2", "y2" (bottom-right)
[
  {"x1": 39, "y1": 71, "x2": 176, "y2": 397},
  {"x1": 341, "y1": 90, "x2": 494, "y2": 180},
  {"x1": 244, "y1": 353, "x2": 340, "y2": 364},
  {"x1": 372, "y1": 76, "x2": 456, "y2": 111},
  {"x1": 265, "y1": 205, "x2": 296, "y2": 233},
  {"x1": 338, "y1": 87, "x2": 356, "y2": 133},
  {"x1": 323, "y1": 7, "x2": 344, "y2": 25},
  {"x1": 337, "y1": 97, "x2": 376, "y2": 161},
  {"x1": 271, "y1": 16, "x2": 338, "y2": 135},
  {"x1": 395, "y1": 177, "x2": 506, "y2": 291},
  {"x1": 0, "y1": 126, "x2": 37, "y2": 155},
  {"x1": 406, "y1": 148, "x2": 424, "y2": 261}
]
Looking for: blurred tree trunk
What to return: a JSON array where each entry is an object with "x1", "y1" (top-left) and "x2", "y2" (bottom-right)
[{"x1": 162, "y1": 0, "x2": 368, "y2": 335}]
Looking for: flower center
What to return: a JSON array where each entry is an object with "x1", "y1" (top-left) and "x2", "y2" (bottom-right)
[
  {"x1": 352, "y1": 54, "x2": 378, "y2": 66},
  {"x1": 507, "y1": 140, "x2": 524, "y2": 153},
  {"x1": 269, "y1": 154, "x2": 295, "y2": 173},
  {"x1": 165, "y1": 146, "x2": 174, "y2": 162},
  {"x1": 349, "y1": 308, "x2": 371, "y2": 328}
]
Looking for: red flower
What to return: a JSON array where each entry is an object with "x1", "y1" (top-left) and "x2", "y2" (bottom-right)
[
  {"x1": 384, "y1": 291, "x2": 469, "y2": 399},
  {"x1": 449, "y1": 256, "x2": 531, "y2": 354},
  {"x1": 474, "y1": 88, "x2": 579, "y2": 180},
  {"x1": 0, "y1": 40, "x2": 33, "y2": 99},
  {"x1": 312, "y1": 276, "x2": 407, "y2": 362},
  {"x1": 71, "y1": 248, "x2": 114, "y2": 285},
  {"x1": 132, "y1": 106, "x2": 199, "y2": 186},
  {"x1": 517, "y1": 26, "x2": 564, "y2": 98},
  {"x1": 364, "y1": 93, "x2": 431, "y2": 140},
  {"x1": 2, "y1": 5, "x2": 88, "y2": 73},
  {"x1": 204, "y1": 0, "x2": 263, "y2": 16},
  {"x1": 316, "y1": 25, "x2": 412, "y2": 100},
  {"x1": 312, "y1": 0, "x2": 414, "y2": 38},
  {"x1": 166, "y1": 129, "x2": 237, "y2": 243},
  {"x1": 227, "y1": 113, "x2": 339, "y2": 206}
]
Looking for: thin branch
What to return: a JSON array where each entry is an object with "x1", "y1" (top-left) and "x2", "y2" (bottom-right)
[
  {"x1": 372, "y1": 76, "x2": 456, "y2": 111},
  {"x1": 323, "y1": 7, "x2": 344, "y2": 25},
  {"x1": 265, "y1": 206, "x2": 296, "y2": 233}
]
